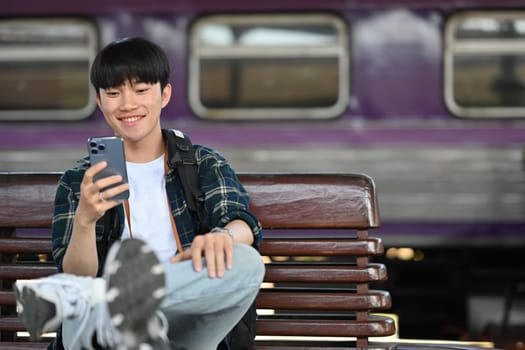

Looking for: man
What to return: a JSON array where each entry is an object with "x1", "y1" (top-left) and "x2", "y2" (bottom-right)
[{"x1": 14, "y1": 37, "x2": 265, "y2": 350}]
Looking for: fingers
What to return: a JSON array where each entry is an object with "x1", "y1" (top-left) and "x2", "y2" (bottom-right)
[
  {"x1": 192, "y1": 240, "x2": 204, "y2": 273},
  {"x1": 225, "y1": 241, "x2": 234, "y2": 271},
  {"x1": 97, "y1": 181, "x2": 129, "y2": 202},
  {"x1": 83, "y1": 161, "x2": 108, "y2": 189},
  {"x1": 87, "y1": 162, "x2": 128, "y2": 198},
  {"x1": 77, "y1": 162, "x2": 129, "y2": 222},
  {"x1": 86, "y1": 162, "x2": 129, "y2": 201},
  {"x1": 189, "y1": 234, "x2": 234, "y2": 278}
]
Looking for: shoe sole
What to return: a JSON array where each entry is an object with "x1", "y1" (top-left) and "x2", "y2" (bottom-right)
[
  {"x1": 103, "y1": 239, "x2": 166, "y2": 350},
  {"x1": 13, "y1": 283, "x2": 57, "y2": 341}
]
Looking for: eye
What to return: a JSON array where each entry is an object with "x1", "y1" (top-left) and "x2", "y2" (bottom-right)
[
  {"x1": 104, "y1": 90, "x2": 119, "y2": 97},
  {"x1": 136, "y1": 86, "x2": 150, "y2": 94}
]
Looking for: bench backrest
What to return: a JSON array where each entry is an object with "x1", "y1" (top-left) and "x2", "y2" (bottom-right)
[
  {"x1": 0, "y1": 172, "x2": 394, "y2": 349},
  {"x1": 0, "y1": 172, "x2": 380, "y2": 229}
]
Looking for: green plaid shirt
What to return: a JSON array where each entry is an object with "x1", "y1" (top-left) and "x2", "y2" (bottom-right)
[{"x1": 51, "y1": 144, "x2": 262, "y2": 273}]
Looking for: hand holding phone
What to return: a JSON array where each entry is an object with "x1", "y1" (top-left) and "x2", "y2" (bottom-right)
[{"x1": 87, "y1": 136, "x2": 130, "y2": 201}]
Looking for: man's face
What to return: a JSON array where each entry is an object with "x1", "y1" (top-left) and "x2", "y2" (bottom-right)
[{"x1": 96, "y1": 80, "x2": 171, "y2": 143}]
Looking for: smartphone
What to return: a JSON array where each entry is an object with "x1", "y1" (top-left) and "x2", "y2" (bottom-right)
[{"x1": 87, "y1": 136, "x2": 129, "y2": 200}]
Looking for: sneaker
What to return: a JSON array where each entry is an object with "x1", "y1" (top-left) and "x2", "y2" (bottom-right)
[
  {"x1": 13, "y1": 273, "x2": 106, "y2": 343},
  {"x1": 103, "y1": 238, "x2": 168, "y2": 350}
]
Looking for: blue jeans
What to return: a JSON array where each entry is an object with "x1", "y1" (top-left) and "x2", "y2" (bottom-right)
[
  {"x1": 62, "y1": 244, "x2": 264, "y2": 350},
  {"x1": 161, "y1": 244, "x2": 264, "y2": 349}
]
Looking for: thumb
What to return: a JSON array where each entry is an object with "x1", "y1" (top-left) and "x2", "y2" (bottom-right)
[{"x1": 170, "y1": 249, "x2": 189, "y2": 263}]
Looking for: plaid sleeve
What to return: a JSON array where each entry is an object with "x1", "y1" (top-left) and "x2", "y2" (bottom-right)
[
  {"x1": 196, "y1": 145, "x2": 263, "y2": 248},
  {"x1": 51, "y1": 165, "x2": 85, "y2": 272}
]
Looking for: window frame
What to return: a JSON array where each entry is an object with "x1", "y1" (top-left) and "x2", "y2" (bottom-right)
[
  {"x1": 188, "y1": 13, "x2": 350, "y2": 120},
  {"x1": 0, "y1": 18, "x2": 98, "y2": 121},
  {"x1": 444, "y1": 11, "x2": 525, "y2": 119}
]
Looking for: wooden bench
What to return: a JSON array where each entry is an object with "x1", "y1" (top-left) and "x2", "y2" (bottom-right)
[{"x1": 0, "y1": 172, "x2": 395, "y2": 349}]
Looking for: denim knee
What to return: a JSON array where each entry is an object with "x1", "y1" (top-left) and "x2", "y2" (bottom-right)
[{"x1": 232, "y1": 244, "x2": 265, "y2": 286}]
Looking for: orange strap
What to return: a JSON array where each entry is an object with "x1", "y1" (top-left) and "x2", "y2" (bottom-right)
[{"x1": 123, "y1": 144, "x2": 183, "y2": 253}]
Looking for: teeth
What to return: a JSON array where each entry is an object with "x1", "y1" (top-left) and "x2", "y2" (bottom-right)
[{"x1": 121, "y1": 116, "x2": 141, "y2": 122}]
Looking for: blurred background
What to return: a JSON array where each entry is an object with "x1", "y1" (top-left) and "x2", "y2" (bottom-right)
[{"x1": 1, "y1": 0, "x2": 525, "y2": 348}]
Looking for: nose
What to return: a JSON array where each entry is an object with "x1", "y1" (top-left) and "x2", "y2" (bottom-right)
[{"x1": 119, "y1": 90, "x2": 138, "y2": 110}]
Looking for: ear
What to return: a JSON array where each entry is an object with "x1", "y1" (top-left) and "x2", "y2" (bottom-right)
[
  {"x1": 95, "y1": 93, "x2": 102, "y2": 109},
  {"x1": 161, "y1": 83, "x2": 172, "y2": 108}
]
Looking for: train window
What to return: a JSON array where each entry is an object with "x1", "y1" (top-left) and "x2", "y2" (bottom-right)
[
  {"x1": 0, "y1": 19, "x2": 98, "y2": 121},
  {"x1": 445, "y1": 12, "x2": 525, "y2": 118},
  {"x1": 189, "y1": 14, "x2": 349, "y2": 120}
]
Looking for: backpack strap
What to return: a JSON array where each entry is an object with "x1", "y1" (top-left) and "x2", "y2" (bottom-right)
[
  {"x1": 162, "y1": 128, "x2": 208, "y2": 234},
  {"x1": 95, "y1": 206, "x2": 121, "y2": 277}
]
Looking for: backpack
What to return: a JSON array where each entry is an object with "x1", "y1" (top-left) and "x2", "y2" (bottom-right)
[{"x1": 95, "y1": 129, "x2": 257, "y2": 350}]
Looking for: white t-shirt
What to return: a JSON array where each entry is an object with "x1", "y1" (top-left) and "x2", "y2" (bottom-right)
[{"x1": 122, "y1": 154, "x2": 178, "y2": 262}]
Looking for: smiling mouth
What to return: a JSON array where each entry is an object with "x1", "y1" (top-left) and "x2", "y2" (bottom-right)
[{"x1": 120, "y1": 115, "x2": 143, "y2": 122}]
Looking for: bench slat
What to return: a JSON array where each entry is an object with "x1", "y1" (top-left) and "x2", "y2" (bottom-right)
[
  {"x1": 0, "y1": 237, "x2": 383, "y2": 257},
  {"x1": 0, "y1": 264, "x2": 57, "y2": 280},
  {"x1": 0, "y1": 237, "x2": 383, "y2": 254},
  {"x1": 0, "y1": 320, "x2": 393, "y2": 344},
  {"x1": 0, "y1": 262, "x2": 387, "y2": 283},
  {"x1": 256, "y1": 316, "x2": 396, "y2": 337},
  {"x1": 0, "y1": 260, "x2": 387, "y2": 284},
  {"x1": 0, "y1": 238, "x2": 52, "y2": 254},
  {"x1": 0, "y1": 316, "x2": 396, "y2": 338},
  {"x1": 260, "y1": 238, "x2": 383, "y2": 256},
  {"x1": 0, "y1": 173, "x2": 380, "y2": 229},
  {"x1": 0, "y1": 173, "x2": 59, "y2": 228},
  {"x1": 243, "y1": 173, "x2": 379, "y2": 229},
  {"x1": 0, "y1": 342, "x2": 48, "y2": 350},
  {"x1": 0, "y1": 316, "x2": 25, "y2": 332},
  {"x1": 0, "y1": 291, "x2": 15, "y2": 305},
  {"x1": 0, "y1": 237, "x2": 383, "y2": 256},
  {"x1": 264, "y1": 263, "x2": 387, "y2": 283},
  {"x1": 255, "y1": 341, "x2": 396, "y2": 349},
  {"x1": 256, "y1": 290, "x2": 391, "y2": 310}
]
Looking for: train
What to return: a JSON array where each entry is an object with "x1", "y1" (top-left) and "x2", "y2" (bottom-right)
[{"x1": 1, "y1": 0, "x2": 524, "y2": 346}]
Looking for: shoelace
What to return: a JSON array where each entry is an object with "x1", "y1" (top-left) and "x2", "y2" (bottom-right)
[
  {"x1": 39, "y1": 276, "x2": 92, "y2": 348},
  {"x1": 60, "y1": 285, "x2": 89, "y2": 318},
  {"x1": 42, "y1": 276, "x2": 117, "y2": 349}
]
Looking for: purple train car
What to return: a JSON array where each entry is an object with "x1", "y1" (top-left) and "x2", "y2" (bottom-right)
[{"x1": 1, "y1": 0, "x2": 525, "y2": 345}]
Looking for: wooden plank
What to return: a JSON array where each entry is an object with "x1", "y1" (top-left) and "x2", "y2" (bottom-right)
[
  {"x1": 0, "y1": 172, "x2": 380, "y2": 229},
  {"x1": 0, "y1": 237, "x2": 384, "y2": 258},
  {"x1": 255, "y1": 340, "x2": 396, "y2": 350},
  {"x1": 264, "y1": 264, "x2": 387, "y2": 283},
  {"x1": 0, "y1": 316, "x2": 25, "y2": 332},
  {"x1": 0, "y1": 343, "x2": 48, "y2": 350},
  {"x1": 2, "y1": 316, "x2": 397, "y2": 341},
  {"x1": 0, "y1": 238, "x2": 52, "y2": 254},
  {"x1": 0, "y1": 264, "x2": 57, "y2": 280},
  {"x1": 256, "y1": 290, "x2": 392, "y2": 310},
  {"x1": 256, "y1": 317, "x2": 396, "y2": 337},
  {"x1": 241, "y1": 173, "x2": 380, "y2": 229},
  {"x1": 0, "y1": 291, "x2": 15, "y2": 305},
  {"x1": 0, "y1": 173, "x2": 60, "y2": 228},
  {"x1": 260, "y1": 238, "x2": 384, "y2": 256}
]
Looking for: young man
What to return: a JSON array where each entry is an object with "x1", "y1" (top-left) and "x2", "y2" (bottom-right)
[{"x1": 14, "y1": 37, "x2": 265, "y2": 350}]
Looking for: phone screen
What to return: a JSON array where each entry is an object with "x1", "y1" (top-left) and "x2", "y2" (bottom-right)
[{"x1": 87, "y1": 136, "x2": 129, "y2": 200}]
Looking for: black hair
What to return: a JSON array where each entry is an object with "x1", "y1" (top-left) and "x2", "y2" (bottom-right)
[{"x1": 90, "y1": 37, "x2": 170, "y2": 95}]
